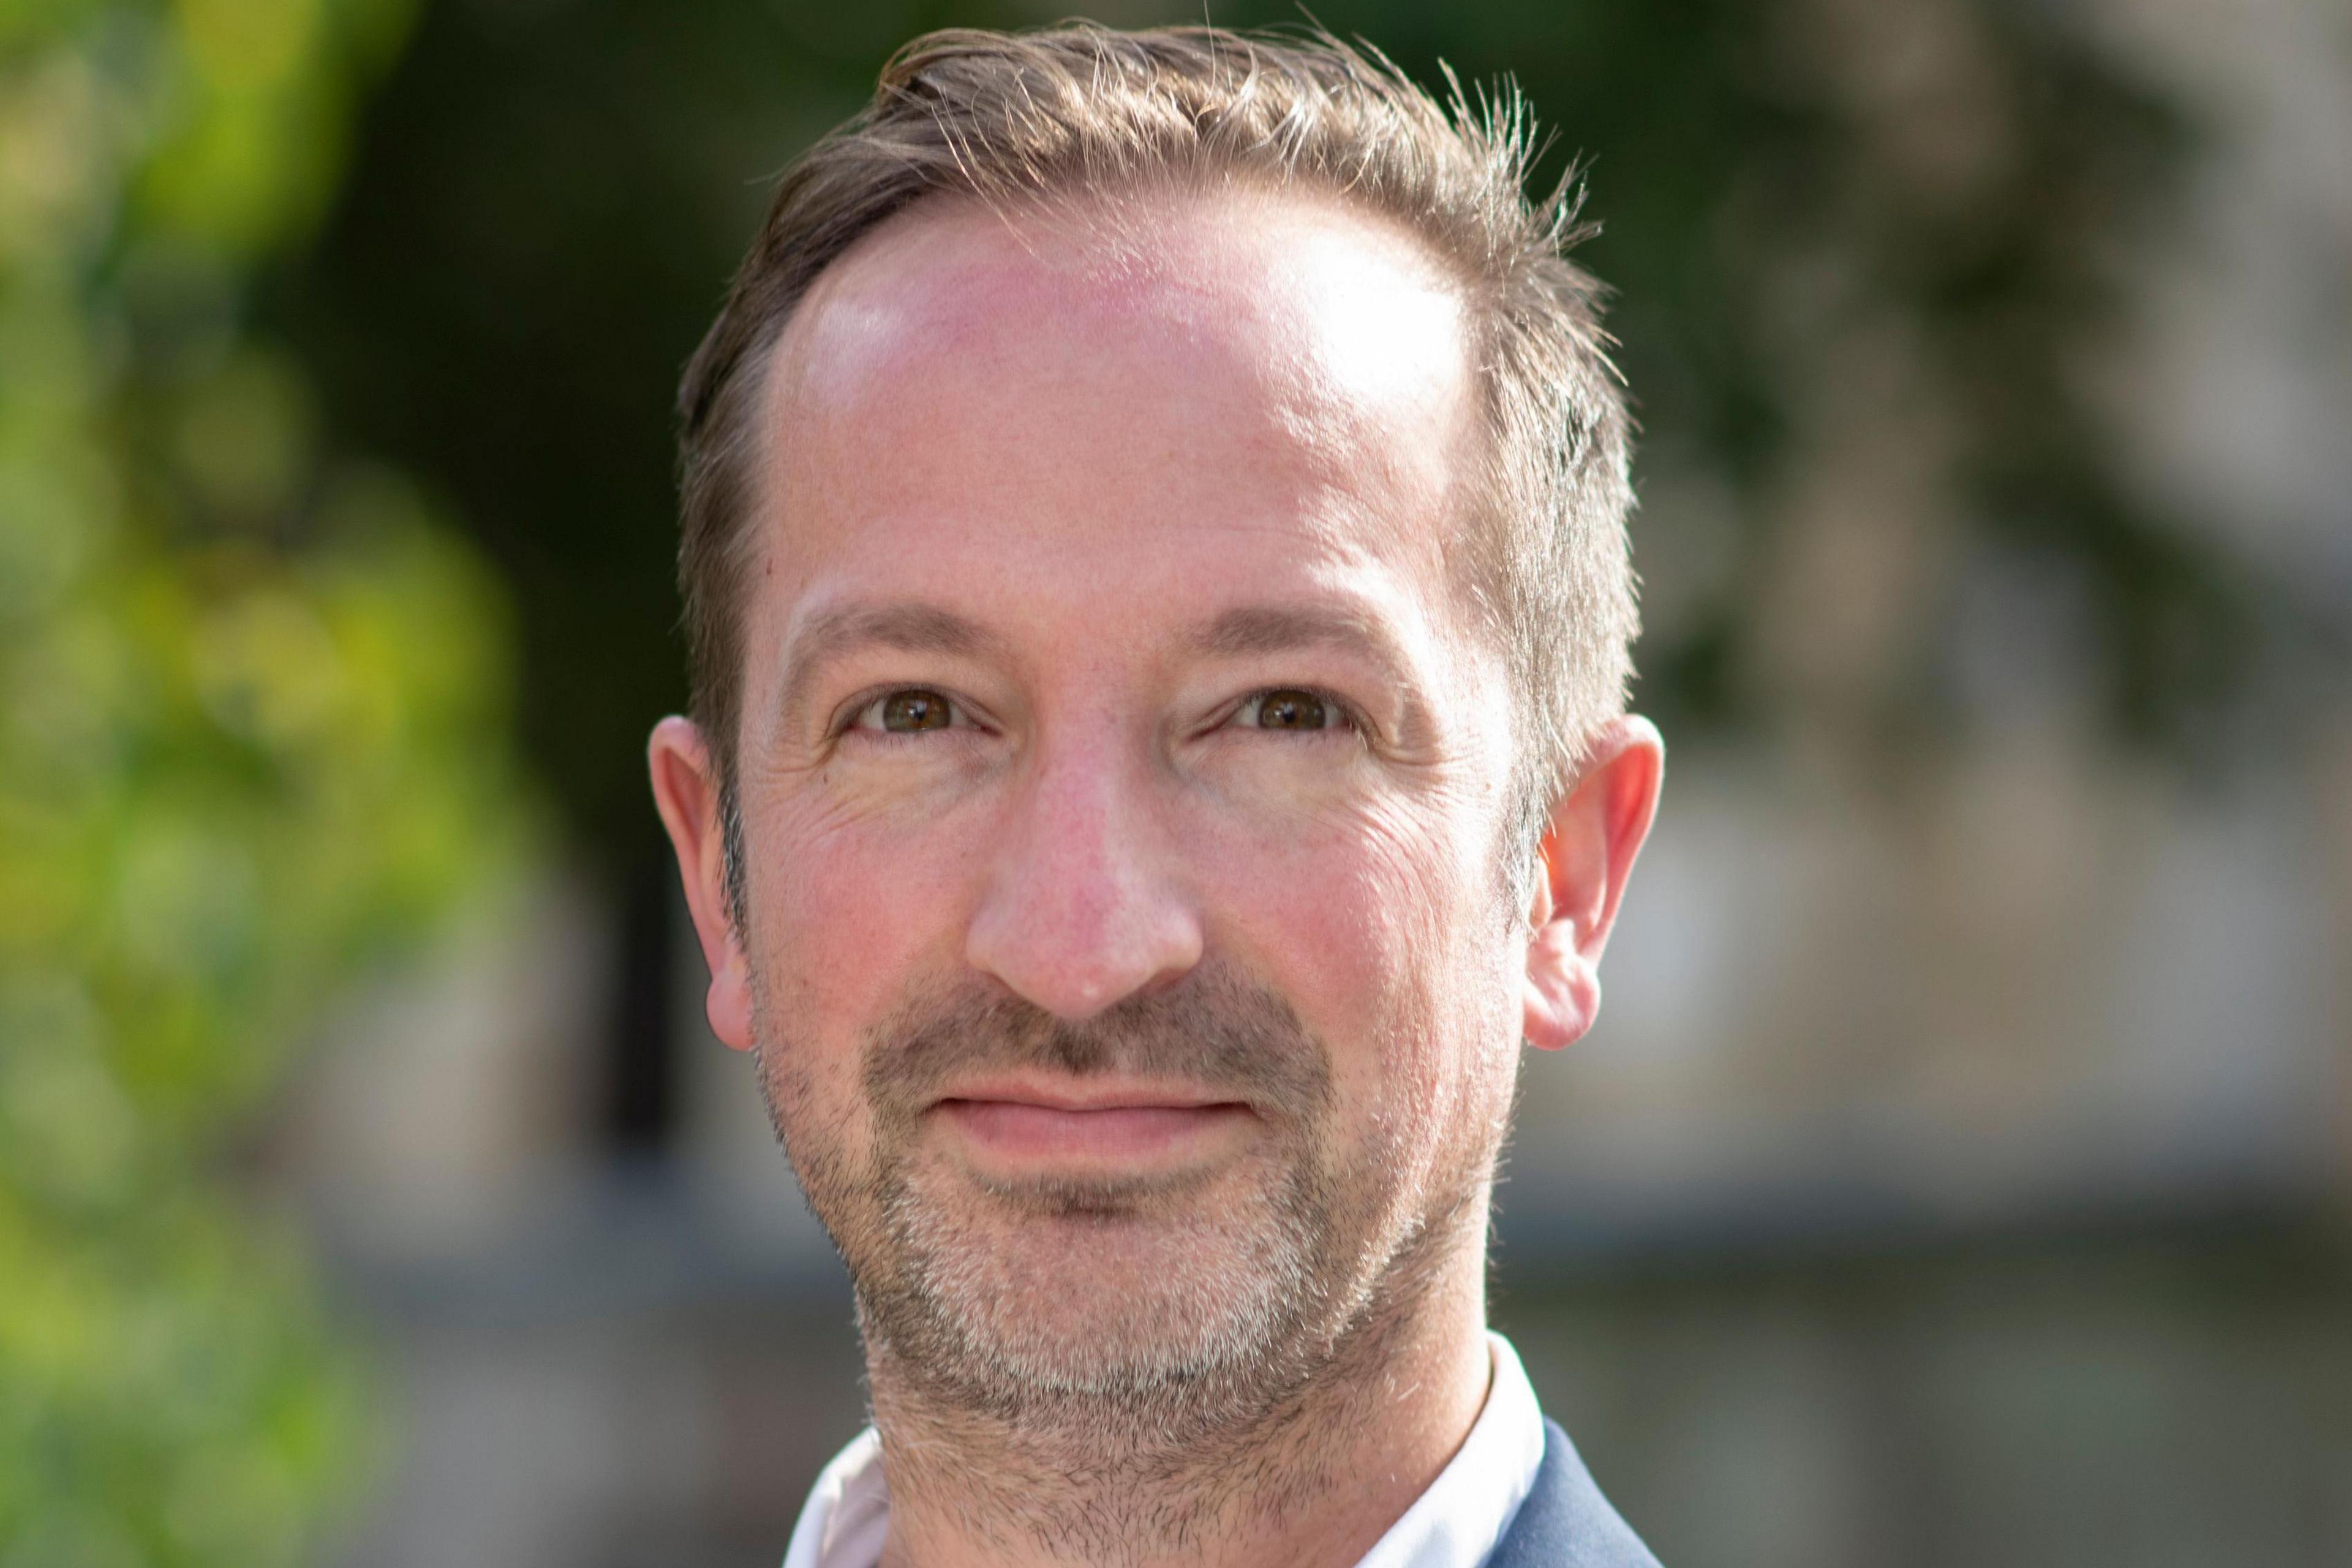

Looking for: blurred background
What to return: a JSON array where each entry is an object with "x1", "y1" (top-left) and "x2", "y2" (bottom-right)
[{"x1": 4, "y1": 0, "x2": 2349, "y2": 1562}]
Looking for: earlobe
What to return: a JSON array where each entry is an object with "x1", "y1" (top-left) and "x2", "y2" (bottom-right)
[
  {"x1": 1519, "y1": 715, "x2": 1664, "y2": 1054},
  {"x1": 703, "y1": 949, "x2": 756, "y2": 1054},
  {"x1": 647, "y1": 716, "x2": 758, "y2": 1052}
]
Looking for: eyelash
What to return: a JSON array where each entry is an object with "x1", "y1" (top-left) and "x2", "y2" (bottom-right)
[
  {"x1": 841, "y1": 687, "x2": 979, "y2": 736},
  {"x1": 1231, "y1": 687, "x2": 1362, "y2": 736},
  {"x1": 834, "y1": 687, "x2": 1363, "y2": 739}
]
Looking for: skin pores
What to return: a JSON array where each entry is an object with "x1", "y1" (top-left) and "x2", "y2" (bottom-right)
[{"x1": 654, "y1": 187, "x2": 1599, "y2": 1559}]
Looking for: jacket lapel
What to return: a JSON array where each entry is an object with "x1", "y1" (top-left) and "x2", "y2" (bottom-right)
[{"x1": 1483, "y1": 1419, "x2": 1662, "y2": 1568}]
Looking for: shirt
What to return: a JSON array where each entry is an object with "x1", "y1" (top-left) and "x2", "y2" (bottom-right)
[{"x1": 780, "y1": 1332, "x2": 1548, "y2": 1568}]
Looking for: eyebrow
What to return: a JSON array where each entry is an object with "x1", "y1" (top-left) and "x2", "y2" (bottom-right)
[
  {"x1": 1188, "y1": 603, "x2": 1417, "y2": 674},
  {"x1": 773, "y1": 601, "x2": 1007, "y2": 729},
  {"x1": 1189, "y1": 603, "x2": 1438, "y2": 739}
]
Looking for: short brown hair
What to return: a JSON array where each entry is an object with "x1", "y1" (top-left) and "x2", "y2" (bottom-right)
[{"x1": 677, "y1": 23, "x2": 1635, "y2": 872}]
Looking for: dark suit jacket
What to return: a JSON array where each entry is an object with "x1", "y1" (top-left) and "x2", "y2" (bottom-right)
[{"x1": 1483, "y1": 1419, "x2": 1661, "y2": 1567}]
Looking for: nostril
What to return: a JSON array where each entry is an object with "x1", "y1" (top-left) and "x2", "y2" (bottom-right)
[
  {"x1": 963, "y1": 754, "x2": 1204, "y2": 1020},
  {"x1": 965, "y1": 877, "x2": 1204, "y2": 1023}
]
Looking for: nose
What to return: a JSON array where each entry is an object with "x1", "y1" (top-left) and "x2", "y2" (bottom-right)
[{"x1": 964, "y1": 732, "x2": 1205, "y2": 1022}]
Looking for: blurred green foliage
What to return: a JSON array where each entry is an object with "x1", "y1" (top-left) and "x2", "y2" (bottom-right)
[{"x1": 0, "y1": 0, "x2": 524, "y2": 1560}]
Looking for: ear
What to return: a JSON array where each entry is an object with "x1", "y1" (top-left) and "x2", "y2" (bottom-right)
[
  {"x1": 648, "y1": 716, "x2": 756, "y2": 1052},
  {"x1": 1521, "y1": 715, "x2": 1664, "y2": 1052}
]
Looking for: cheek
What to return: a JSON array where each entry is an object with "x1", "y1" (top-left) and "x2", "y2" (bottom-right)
[
  {"x1": 739, "y1": 797, "x2": 985, "y2": 1103},
  {"x1": 1200, "y1": 791, "x2": 1500, "y2": 1118}
]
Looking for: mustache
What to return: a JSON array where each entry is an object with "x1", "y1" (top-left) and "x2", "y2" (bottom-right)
[{"x1": 862, "y1": 964, "x2": 1332, "y2": 1125}]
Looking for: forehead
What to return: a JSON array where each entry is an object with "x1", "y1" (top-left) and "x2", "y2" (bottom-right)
[{"x1": 751, "y1": 186, "x2": 1483, "y2": 635}]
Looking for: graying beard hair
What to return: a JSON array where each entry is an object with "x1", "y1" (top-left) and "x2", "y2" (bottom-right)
[
  {"x1": 859, "y1": 1150, "x2": 1483, "y2": 1566},
  {"x1": 840, "y1": 973, "x2": 1352, "y2": 1443},
  {"x1": 767, "y1": 1056, "x2": 1363, "y2": 1459},
  {"x1": 748, "y1": 965, "x2": 1494, "y2": 1561},
  {"x1": 861, "y1": 1144, "x2": 1335, "y2": 1425}
]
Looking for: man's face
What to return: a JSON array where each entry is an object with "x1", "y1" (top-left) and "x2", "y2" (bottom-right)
[{"x1": 703, "y1": 190, "x2": 1534, "y2": 1423}]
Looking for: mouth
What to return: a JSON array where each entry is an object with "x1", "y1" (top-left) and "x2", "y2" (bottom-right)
[{"x1": 928, "y1": 1079, "x2": 1257, "y2": 1172}]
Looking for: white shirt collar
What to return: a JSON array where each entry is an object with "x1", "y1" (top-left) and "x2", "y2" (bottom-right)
[{"x1": 781, "y1": 1332, "x2": 1547, "y2": 1568}]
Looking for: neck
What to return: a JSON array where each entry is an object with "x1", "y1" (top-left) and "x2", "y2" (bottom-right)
[{"x1": 865, "y1": 1225, "x2": 1493, "y2": 1568}]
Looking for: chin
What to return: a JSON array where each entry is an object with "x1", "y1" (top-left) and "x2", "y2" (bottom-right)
[{"x1": 858, "y1": 1157, "x2": 1349, "y2": 1411}]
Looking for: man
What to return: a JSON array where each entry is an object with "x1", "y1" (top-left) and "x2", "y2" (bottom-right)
[{"x1": 649, "y1": 24, "x2": 1665, "y2": 1568}]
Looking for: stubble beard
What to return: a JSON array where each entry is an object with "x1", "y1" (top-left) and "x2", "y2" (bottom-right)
[{"x1": 755, "y1": 963, "x2": 1493, "y2": 1476}]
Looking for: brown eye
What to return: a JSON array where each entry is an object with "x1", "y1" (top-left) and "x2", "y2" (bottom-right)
[
  {"x1": 878, "y1": 689, "x2": 953, "y2": 732},
  {"x1": 1251, "y1": 688, "x2": 1330, "y2": 731}
]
